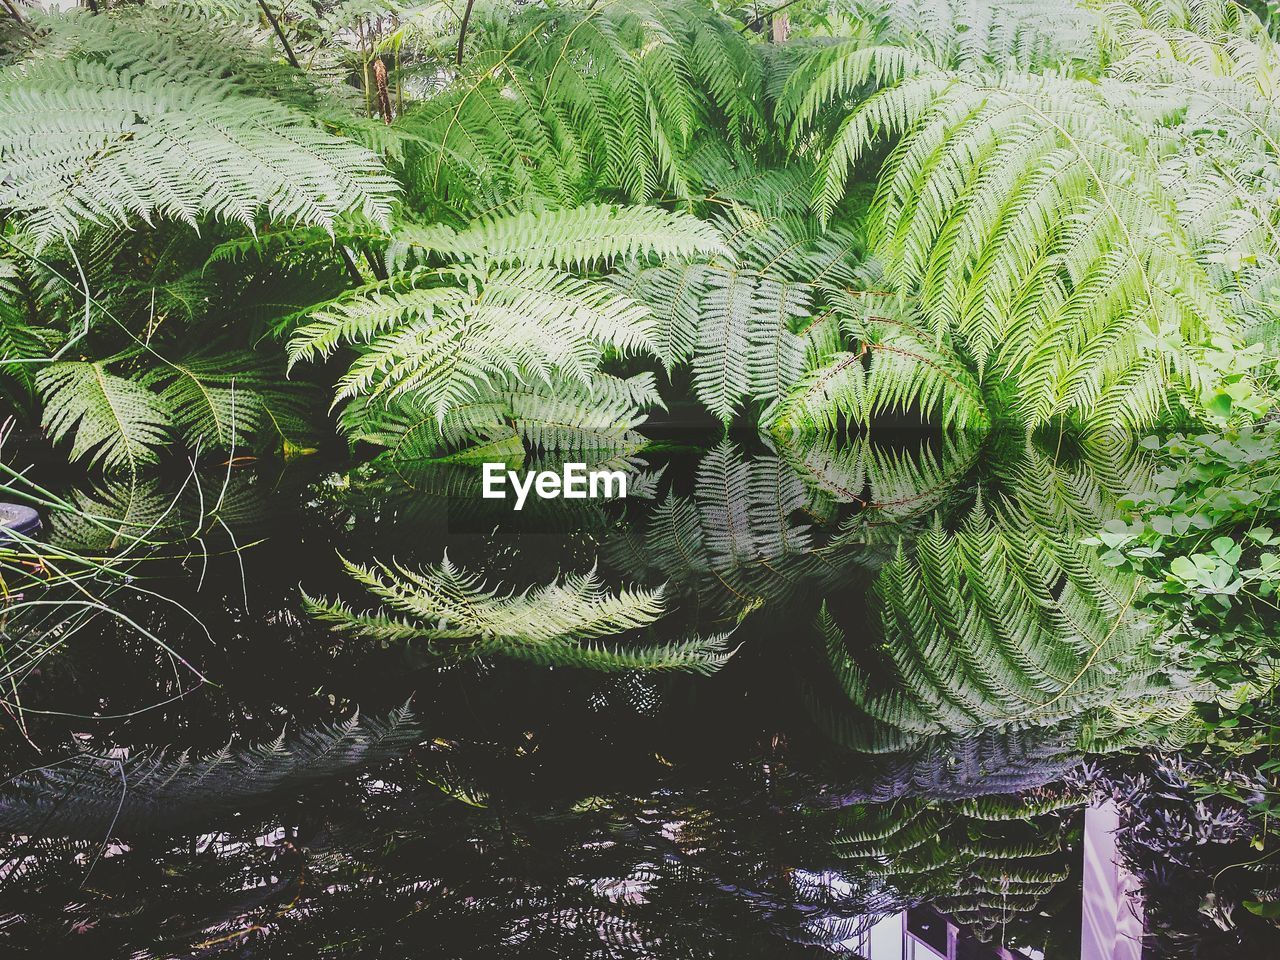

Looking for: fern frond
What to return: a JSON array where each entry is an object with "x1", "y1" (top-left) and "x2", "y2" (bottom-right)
[
  {"x1": 793, "y1": 58, "x2": 1232, "y2": 429},
  {"x1": 765, "y1": 325, "x2": 989, "y2": 436},
  {"x1": 304, "y1": 552, "x2": 731, "y2": 674},
  {"x1": 35, "y1": 362, "x2": 169, "y2": 474},
  {"x1": 0, "y1": 254, "x2": 61, "y2": 410},
  {"x1": 497, "y1": 630, "x2": 736, "y2": 676},
  {"x1": 0, "y1": 53, "x2": 396, "y2": 246},
  {"x1": 286, "y1": 282, "x2": 467, "y2": 369},
  {"x1": 401, "y1": 204, "x2": 728, "y2": 270},
  {"x1": 140, "y1": 350, "x2": 313, "y2": 451},
  {"x1": 328, "y1": 265, "x2": 654, "y2": 418}
]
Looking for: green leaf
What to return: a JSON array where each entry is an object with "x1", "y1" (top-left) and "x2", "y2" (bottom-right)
[{"x1": 36, "y1": 361, "x2": 169, "y2": 474}]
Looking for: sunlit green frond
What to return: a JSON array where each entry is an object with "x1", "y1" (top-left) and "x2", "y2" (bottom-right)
[
  {"x1": 328, "y1": 266, "x2": 654, "y2": 418},
  {"x1": 35, "y1": 361, "x2": 169, "y2": 474},
  {"x1": 765, "y1": 325, "x2": 989, "y2": 435},
  {"x1": 396, "y1": 0, "x2": 762, "y2": 212},
  {"x1": 609, "y1": 261, "x2": 708, "y2": 371},
  {"x1": 286, "y1": 282, "x2": 468, "y2": 369},
  {"x1": 691, "y1": 267, "x2": 810, "y2": 422},
  {"x1": 0, "y1": 53, "x2": 396, "y2": 246},
  {"x1": 400, "y1": 204, "x2": 728, "y2": 270},
  {"x1": 791, "y1": 58, "x2": 1233, "y2": 430}
]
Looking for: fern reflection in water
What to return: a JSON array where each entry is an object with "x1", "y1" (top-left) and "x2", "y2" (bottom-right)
[{"x1": 0, "y1": 431, "x2": 1207, "y2": 956}]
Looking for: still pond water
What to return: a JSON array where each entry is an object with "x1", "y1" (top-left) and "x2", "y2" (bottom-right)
[{"x1": 0, "y1": 427, "x2": 1265, "y2": 958}]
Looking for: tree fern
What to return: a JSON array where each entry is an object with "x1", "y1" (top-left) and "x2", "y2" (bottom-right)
[
  {"x1": 288, "y1": 204, "x2": 722, "y2": 425},
  {"x1": 400, "y1": 204, "x2": 730, "y2": 271},
  {"x1": 605, "y1": 168, "x2": 866, "y2": 424},
  {"x1": 303, "y1": 553, "x2": 734, "y2": 674},
  {"x1": 846, "y1": 0, "x2": 1101, "y2": 73},
  {"x1": 788, "y1": 41, "x2": 1238, "y2": 431},
  {"x1": 0, "y1": 10, "x2": 396, "y2": 246}
]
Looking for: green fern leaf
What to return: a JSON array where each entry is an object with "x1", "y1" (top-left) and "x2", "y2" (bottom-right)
[
  {"x1": 36, "y1": 361, "x2": 169, "y2": 474},
  {"x1": 0, "y1": 53, "x2": 396, "y2": 245}
]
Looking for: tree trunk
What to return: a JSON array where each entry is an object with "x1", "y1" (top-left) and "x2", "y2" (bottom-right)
[{"x1": 771, "y1": 12, "x2": 790, "y2": 43}]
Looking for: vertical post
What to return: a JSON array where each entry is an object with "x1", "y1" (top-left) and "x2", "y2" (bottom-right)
[
  {"x1": 771, "y1": 12, "x2": 790, "y2": 43},
  {"x1": 1081, "y1": 803, "x2": 1144, "y2": 960}
]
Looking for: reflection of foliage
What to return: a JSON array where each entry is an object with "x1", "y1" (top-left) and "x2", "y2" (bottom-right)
[
  {"x1": 1082, "y1": 752, "x2": 1280, "y2": 952},
  {"x1": 0, "y1": 720, "x2": 1084, "y2": 958},
  {"x1": 46, "y1": 471, "x2": 270, "y2": 553},
  {"x1": 821, "y1": 726, "x2": 1083, "y2": 804},
  {"x1": 0, "y1": 704, "x2": 422, "y2": 839},
  {"x1": 0, "y1": 438, "x2": 259, "y2": 720},
  {"x1": 339, "y1": 370, "x2": 658, "y2": 463},
  {"x1": 610, "y1": 440, "x2": 891, "y2": 618},
  {"x1": 304, "y1": 554, "x2": 734, "y2": 674},
  {"x1": 800, "y1": 431, "x2": 985, "y2": 535},
  {"x1": 823, "y1": 784, "x2": 1083, "y2": 940},
  {"x1": 813, "y1": 443, "x2": 1205, "y2": 752},
  {"x1": 1094, "y1": 423, "x2": 1280, "y2": 927}
]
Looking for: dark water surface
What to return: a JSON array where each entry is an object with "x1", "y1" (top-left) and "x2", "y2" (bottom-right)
[{"x1": 0, "y1": 430, "x2": 1267, "y2": 958}]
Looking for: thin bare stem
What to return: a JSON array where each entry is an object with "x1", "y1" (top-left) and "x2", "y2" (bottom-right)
[
  {"x1": 257, "y1": 0, "x2": 300, "y2": 69},
  {"x1": 740, "y1": 0, "x2": 804, "y2": 32},
  {"x1": 1, "y1": 0, "x2": 34, "y2": 38},
  {"x1": 456, "y1": 0, "x2": 477, "y2": 65}
]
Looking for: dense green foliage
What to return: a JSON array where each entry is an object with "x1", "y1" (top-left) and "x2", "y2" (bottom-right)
[
  {"x1": 5, "y1": 0, "x2": 1280, "y2": 947},
  {"x1": 7, "y1": 0, "x2": 1277, "y2": 472}
]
